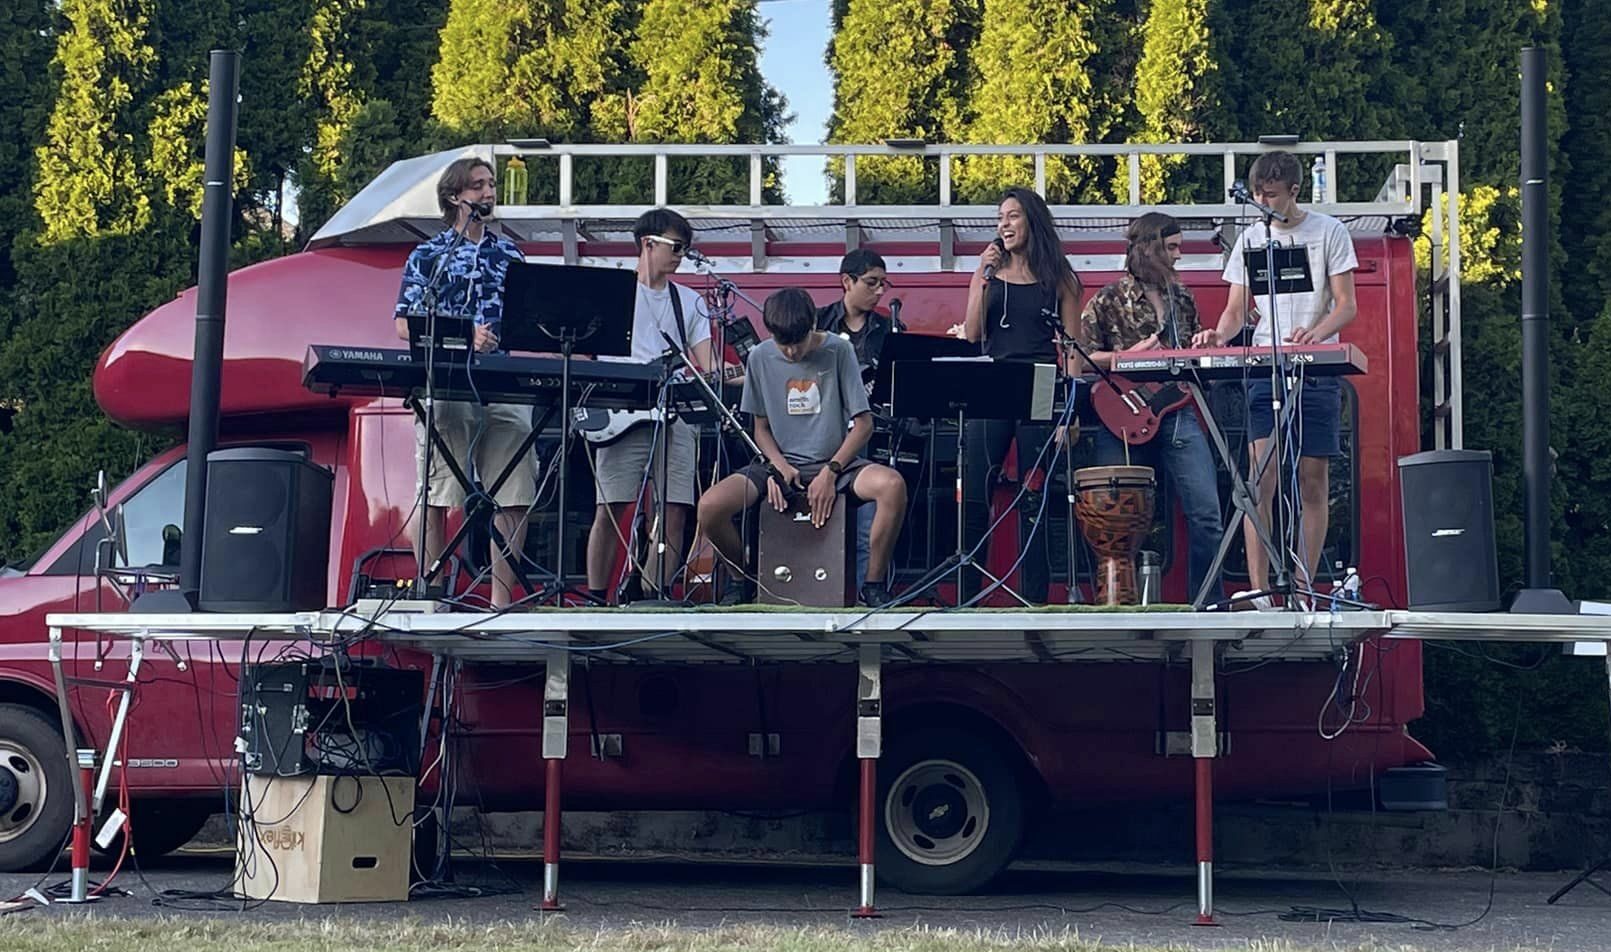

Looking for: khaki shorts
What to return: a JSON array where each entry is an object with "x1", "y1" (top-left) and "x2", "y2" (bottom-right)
[
  {"x1": 593, "y1": 421, "x2": 698, "y2": 506},
  {"x1": 414, "y1": 401, "x2": 538, "y2": 508}
]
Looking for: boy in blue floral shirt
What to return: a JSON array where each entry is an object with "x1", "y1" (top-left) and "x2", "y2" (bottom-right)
[{"x1": 393, "y1": 156, "x2": 534, "y2": 608}]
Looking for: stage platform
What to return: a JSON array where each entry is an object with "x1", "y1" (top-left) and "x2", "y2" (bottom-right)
[
  {"x1": 41, "y1": 604, "x2": 1611, "y2": 919},
  {"x1": 42, "y1": 605, "x2": 1611, "y2": 665}
]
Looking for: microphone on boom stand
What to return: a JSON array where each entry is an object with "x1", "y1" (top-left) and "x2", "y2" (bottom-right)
[{"x1": 1227, "y1": 181, "x2": 1288, "y2": 223}]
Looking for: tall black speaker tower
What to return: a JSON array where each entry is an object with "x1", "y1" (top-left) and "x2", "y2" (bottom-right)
[
  {"x1": 1397, "y1": 449, "x2": 1501, "y2": 612},
  {"x1": 199, "y1": 447, "x2": 333, "y2": 612}
]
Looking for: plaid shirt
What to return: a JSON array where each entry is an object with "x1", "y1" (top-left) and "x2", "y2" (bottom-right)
[{"x1": 1079, "y1": 275, "x2": 1200, "y2": 352}]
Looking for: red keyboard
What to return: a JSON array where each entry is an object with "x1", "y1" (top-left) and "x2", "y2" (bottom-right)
[{"x1": 1111, "y1": 343, "x2": 1368, "y2": 381}]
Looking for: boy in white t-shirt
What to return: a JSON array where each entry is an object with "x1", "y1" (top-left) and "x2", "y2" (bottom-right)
[
  {"x1": 584, "y1": 208, "x2": 714, "y2": 602},
  {"x1": 1195, "y1": 151, "x2": 1358, "y2": 604}
]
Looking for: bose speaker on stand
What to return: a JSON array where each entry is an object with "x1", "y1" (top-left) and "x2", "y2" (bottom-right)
[
  {"x1": 199, "y1": 447, "x2": 333, "y2": 612},
  {"x1": 1397, "y1": 449, "x2": 1501, "y2": 611}
]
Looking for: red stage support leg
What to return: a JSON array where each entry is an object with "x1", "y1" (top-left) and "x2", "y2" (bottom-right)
[
  {"x1": 538, "y1": 649, "x2": 569, "y2": 911},
  {"x1": 852, "y1": 645, "x2": 881, "y2": 918},
  {"x1": 69, "y1": 749, "x2": 95, "y2": 902},
  {"x1": 1190, "y1": 640, "x2": 1219, "y2": 926},
  {"x1": 542, "y1": 758, "x2": 563, "y2": 910}
]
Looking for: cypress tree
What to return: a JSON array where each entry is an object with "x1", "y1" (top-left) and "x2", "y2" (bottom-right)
[
  {"x1": 0, "y1": 1, "x2": 58, "y2": 289},
  {"x1": 953, "y1": 0, "x2": 1112, "y2": 202},
  {"x1": 32, "y1": 0, "x2": 158, "y2": 241},
  {"x1": 431, "y1": 0, "x2": 633, "y2": 143},
  {"x1": 1559, "y1": 0, "x2": 1611, "y2": 320},
  {"x1": 1, "y1": 0, "x2": 191, "y2": 559},
  {"x1": 825, "y1": 0, "x2": 981, "y2": 203},
  {"x1": 1123, "y1": 0, "x2": 1220, "y2": 202},
  {"x1": 297, "y1": 0, "x2": 447, "y2": 240},
  {"x1": 599, "y1": 0, "x2": 787, "y2": 204}
]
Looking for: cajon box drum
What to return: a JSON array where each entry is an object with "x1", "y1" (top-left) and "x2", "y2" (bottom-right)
[
  {"x1": 756, "y1": 498, "x2": 853, "y2": 607},
  {"x1": 238, "y1": 774, "x2": 414, "y2": 903}
]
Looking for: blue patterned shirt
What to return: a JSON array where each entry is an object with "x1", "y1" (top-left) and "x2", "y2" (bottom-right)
[{"x1": 393, "y1": 228, "x2": 525, "y2": 337}]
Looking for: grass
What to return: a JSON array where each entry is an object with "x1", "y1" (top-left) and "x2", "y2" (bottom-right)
[{"x1": 0, "y1": 918, "x2": 1546, "y2": 952}]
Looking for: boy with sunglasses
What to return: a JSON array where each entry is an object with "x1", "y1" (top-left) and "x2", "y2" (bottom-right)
[{"x1": 585, "y1": 208, "x2": 714, "y2": 603}]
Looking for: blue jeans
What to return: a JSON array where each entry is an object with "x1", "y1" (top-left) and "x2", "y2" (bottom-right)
[
  {"x1": 855, "y1": 501, "x2": 874, "y2": 588},
  {"x1": 1094, "y1": 406, "x2": 1223, "y2": 601}
]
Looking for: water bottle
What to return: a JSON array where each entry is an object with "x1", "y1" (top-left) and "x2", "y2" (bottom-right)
[
  {"x1": 1138, "y1": 551, "x2": 1162, "y2": 606},
  {"x1": 1343, "y1": 566, "x2": 1362, "y2": 607},
  {"x1": 1311, "y1": 155, "x2": 1327, "y2": 203},
  {"x1": 1329, "y1": 560, "x2": 1345, "y2": 615}
]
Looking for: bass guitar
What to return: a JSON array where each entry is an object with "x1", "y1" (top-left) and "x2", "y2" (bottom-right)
[{"x1": 571, "y1": 365, "x2": 746, "y2": 445}]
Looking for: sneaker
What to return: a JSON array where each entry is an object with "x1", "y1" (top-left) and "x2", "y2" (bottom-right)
[
  {"x1": 1231, "y1": 590, "x2": 1276, "y2": 611},
  {"x1": 718, "y1": 578, "x2": 754, "y2": 606},
  {"x1": 859, "y1": 581, "x2": 894, "y2": 608}
]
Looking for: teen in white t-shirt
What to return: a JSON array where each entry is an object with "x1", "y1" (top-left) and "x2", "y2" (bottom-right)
[{"x1": 1196, "y1": 151, "x2": 1359, "y2": 607}]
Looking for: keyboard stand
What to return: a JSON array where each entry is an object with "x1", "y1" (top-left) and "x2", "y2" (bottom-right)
[
  {"x1": 1187, "y1": 381, "x2": 1285, "y2": 610},
  {"x1": 407, "y1": 392, "x2": 561, "y2": 600}
]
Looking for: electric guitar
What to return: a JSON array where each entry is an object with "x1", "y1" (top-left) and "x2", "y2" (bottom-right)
[
  {"x1": 1089, "y1": 375, "x2": 1195, "y2": 445},
  {"x1": 571, "y1": 365, "x2": 746, "y2": 445}
]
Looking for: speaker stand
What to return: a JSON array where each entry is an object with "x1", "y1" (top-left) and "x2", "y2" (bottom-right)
[{"x1": 1509, "y1": 588, "x2": 1573, "y2": 614}]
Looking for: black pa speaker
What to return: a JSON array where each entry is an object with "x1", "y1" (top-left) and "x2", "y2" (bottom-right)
[
  {"x1": 1397, "y1": 449, "x2": 1501, "y2": 611},
  {"x1": 199, "y1": 447, "x2": 333, "y2": 612}
]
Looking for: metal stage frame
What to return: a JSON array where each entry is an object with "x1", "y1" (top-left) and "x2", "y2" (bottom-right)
[{"x1": 43, "y1": 607, "x2": 1611, "y2": 919}]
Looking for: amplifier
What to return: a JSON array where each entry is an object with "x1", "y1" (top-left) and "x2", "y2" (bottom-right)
[{"x1": 240, "y1": 660, "x2": 423, "y2": 778}]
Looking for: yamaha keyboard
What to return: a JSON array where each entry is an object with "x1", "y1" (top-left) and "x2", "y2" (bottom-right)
[
  {"x1": 301, "y1": 345, "x2": 661, "y2": 410},
  {"x1": 1111, "y1": 342, "x2": 1367, "y2": 381}
]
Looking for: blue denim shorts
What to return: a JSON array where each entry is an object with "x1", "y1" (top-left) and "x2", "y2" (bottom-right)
[{"x1": 1245, "y1": 377, "x2": 1342, "y2": 458}]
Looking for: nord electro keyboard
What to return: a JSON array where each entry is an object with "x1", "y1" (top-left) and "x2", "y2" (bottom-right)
[
  {"x1": 1111, "y1": 342, "x2": 1368, "y2": 381},
  {"x1": 301, "y1": 345, "x2": 661, "y2": 410}
]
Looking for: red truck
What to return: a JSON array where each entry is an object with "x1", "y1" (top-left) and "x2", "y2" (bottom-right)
[{"x1": 0, "y1": 141, "x2": 1460, "y2": 894}]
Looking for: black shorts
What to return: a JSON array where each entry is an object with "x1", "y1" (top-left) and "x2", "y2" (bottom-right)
[{"x1": 739, "y1": 458, "x2": 872, "y2": 505}]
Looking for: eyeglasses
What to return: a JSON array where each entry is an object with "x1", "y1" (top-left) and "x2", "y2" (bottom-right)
[
  {"x1": 644, "y1": 234, "x2": 689, "y2": 256},
  {"x1": 855, "y1": 275, "x2": 892, "y2": 291}
]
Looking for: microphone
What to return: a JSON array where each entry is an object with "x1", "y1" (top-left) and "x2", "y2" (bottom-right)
[
  {"x1": 466, "y1": 200, "x2": 493, "y2": 220},
  {"x1": 982, "y1": 237, "x2": 1005, "y2": 281},
  {"x1": 888, "y1": 298, "x2": 906, "y2": 333},
  {"x1": 1227, "y1": 180, "x2": 1287, "y2": 222},
  {"x1": 683, "y1": 247, "x2": 714, "y2": 266}
]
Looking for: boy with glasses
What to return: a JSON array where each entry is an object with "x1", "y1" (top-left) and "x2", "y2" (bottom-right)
[{"x1": 815, "y1": 249, "x2": 896, "y2": 588}]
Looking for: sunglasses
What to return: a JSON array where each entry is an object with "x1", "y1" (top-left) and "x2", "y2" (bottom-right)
[{"x1": 644, "y1": 234, "x2": 689, "y2": 256}]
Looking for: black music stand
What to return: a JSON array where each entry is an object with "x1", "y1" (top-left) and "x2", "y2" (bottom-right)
[
  {"x1": 503, "y1": 261, "x2": 636, "y2": 605},
  {"x1": 891, "y1": 357, "x2": 1057, "y2": 607}
]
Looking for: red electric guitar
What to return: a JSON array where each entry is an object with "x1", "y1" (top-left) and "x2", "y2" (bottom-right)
[{"x1": 1089, "y1": 374, "x2": 1194, "y2": 446}]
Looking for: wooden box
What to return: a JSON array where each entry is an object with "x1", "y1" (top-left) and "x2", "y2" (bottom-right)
[
  {"x1": 238, "y1": 774, "x2": 414, "y2": 903},
  {"x1": 756, "y1": 496, "x2": 853, "y2": 607}
]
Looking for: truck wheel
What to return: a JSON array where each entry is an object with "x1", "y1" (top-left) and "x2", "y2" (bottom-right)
[
  {"x1": 96, "y1": 802, "x2": 213, "y2": 862},
  {"x1": 876, "y1": 727, "x2": 1024, "y2": 895},
  {"x1": 0, "y1": 704, "x2": 73, "y2": 872}
]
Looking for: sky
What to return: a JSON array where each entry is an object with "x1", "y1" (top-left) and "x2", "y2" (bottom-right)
[{"x1": 757, "y1": 0, "x2": 834, "y2": 206}]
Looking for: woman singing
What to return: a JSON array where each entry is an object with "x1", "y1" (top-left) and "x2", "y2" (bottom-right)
[{"x1": 960, "y1": 187, "x2": 1082, "y2": 605}]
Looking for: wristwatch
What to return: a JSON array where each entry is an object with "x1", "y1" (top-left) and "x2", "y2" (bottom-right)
[{"x1": 826, "y1": 460, "x2": 844, "y2": 475}]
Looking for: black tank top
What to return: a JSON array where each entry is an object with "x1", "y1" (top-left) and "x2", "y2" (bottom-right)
[{"x1": 982, "y1": 278, "x2": 1059, "y2": 362}]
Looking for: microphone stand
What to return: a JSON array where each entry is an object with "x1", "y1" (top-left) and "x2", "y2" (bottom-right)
[
  {"x1": 411, "y1": 213, "x2": 476, "y2": 598},
  {"x1": 1229, "y1": 185, "x2": 1300, "y2": 608}
]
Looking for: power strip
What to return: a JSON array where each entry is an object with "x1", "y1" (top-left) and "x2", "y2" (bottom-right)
[{"x1": 349, "y1": 598, "x2": 448, "y2": 617}]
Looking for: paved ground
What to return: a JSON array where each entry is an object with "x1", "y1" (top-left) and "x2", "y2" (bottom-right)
[{"x1": 6, "y1": 851, "x2": 1611, "y2": 950}]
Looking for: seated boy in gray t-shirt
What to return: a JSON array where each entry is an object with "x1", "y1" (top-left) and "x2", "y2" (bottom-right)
[{"x1": 695, "y1": 288, "x2": 908, "y2": 606}]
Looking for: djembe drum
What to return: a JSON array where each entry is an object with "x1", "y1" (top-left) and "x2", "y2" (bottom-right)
[{"x1": 1073, "y1": 465, "x2": 1156, "y2": 606}]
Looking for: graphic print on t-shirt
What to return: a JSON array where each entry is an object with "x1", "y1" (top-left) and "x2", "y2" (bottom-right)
[{"x1": 786, "y1": 377, "x2": 823, "y2": 416}]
